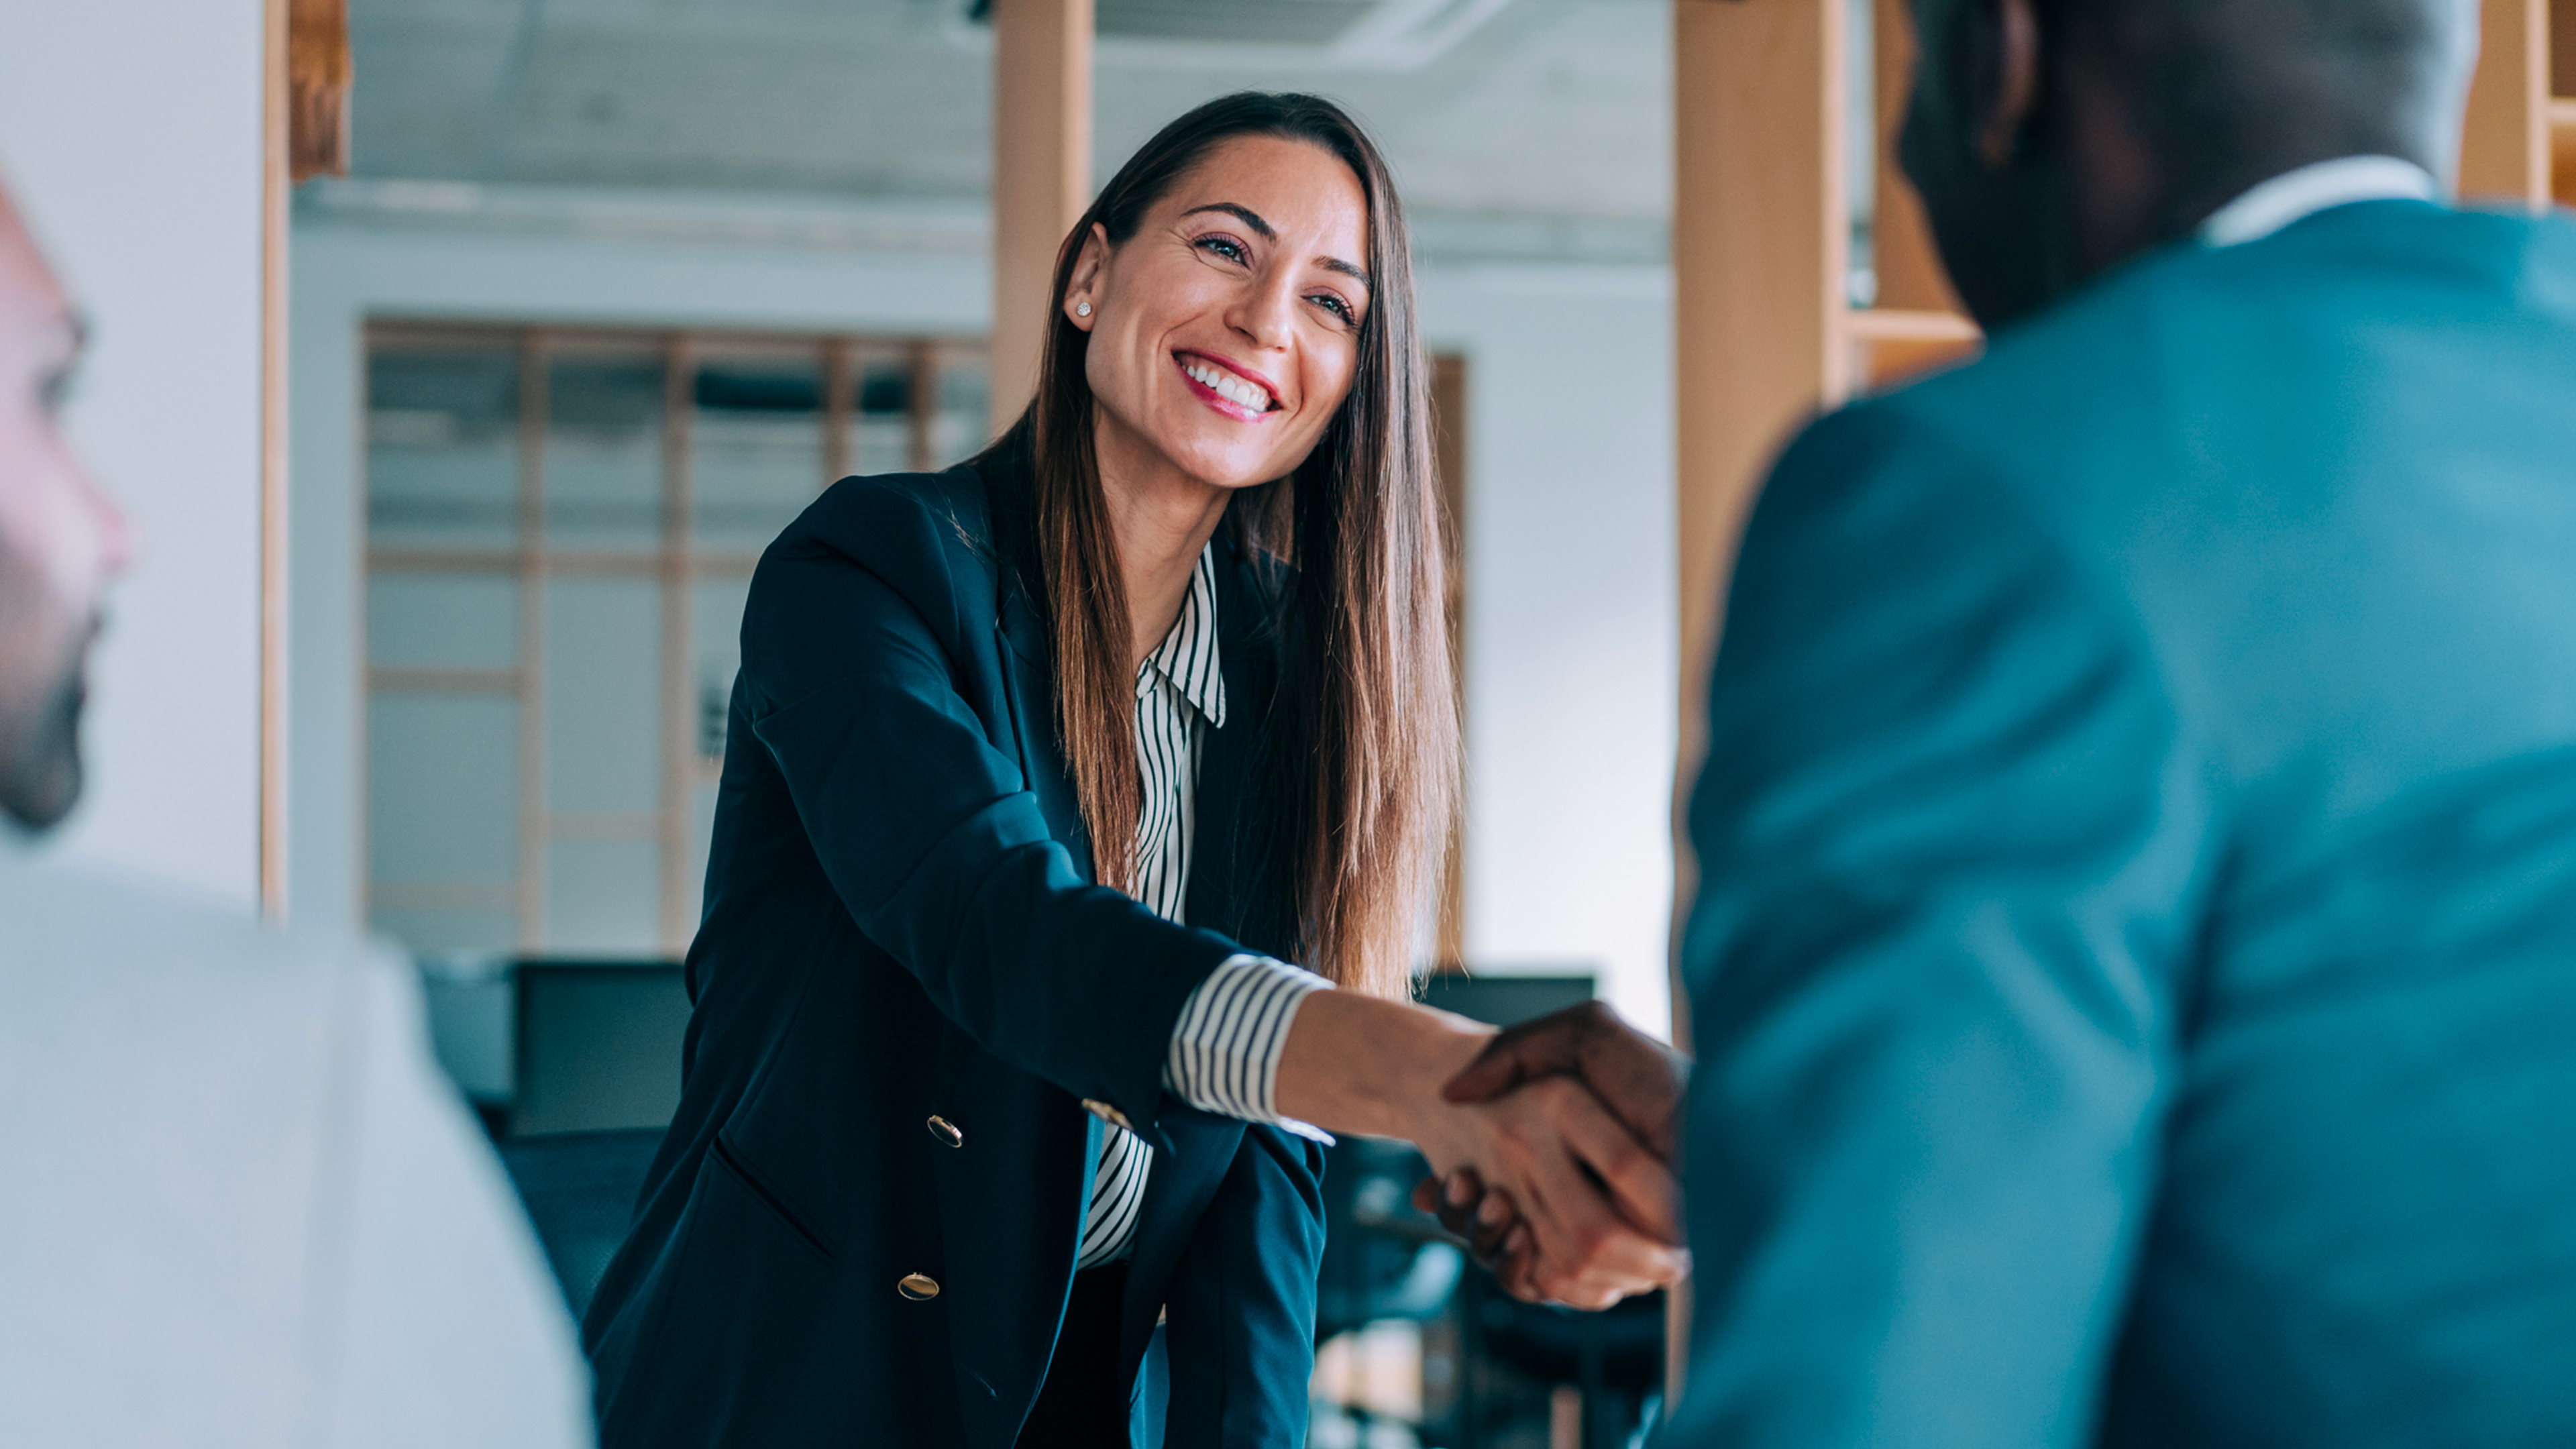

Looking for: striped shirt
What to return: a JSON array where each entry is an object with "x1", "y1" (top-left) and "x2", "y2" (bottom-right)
[{"x1": 1076, "y1": 542, "x2": 1333, "y2": 1269}]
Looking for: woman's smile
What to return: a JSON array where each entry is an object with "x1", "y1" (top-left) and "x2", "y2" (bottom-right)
[{"x1": 1172, "y1": 349, "x2": 1281, "y2": 423}]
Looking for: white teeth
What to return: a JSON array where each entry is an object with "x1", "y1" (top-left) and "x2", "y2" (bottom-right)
[{"x1": 1184, "y1": 360, "x2": 1268, "y2": 411}]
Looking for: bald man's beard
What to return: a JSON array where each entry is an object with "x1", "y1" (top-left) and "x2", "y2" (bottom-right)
[{"x1": 0, "y1": 650, "x2": 87, "y2": 832}]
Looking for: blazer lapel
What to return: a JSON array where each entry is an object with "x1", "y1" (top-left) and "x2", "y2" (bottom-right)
[{"x1": 985, "y1": 473, "x2": 1094, "y2": 885}]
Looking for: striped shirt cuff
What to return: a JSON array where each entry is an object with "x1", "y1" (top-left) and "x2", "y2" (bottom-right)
[{"x1": 1163, "y1": 954, "x2": 1335, "y2": 1144}]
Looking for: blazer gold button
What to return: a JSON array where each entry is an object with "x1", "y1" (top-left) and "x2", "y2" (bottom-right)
[
  {"x1": 898, "y1": 1273, "x2": 941, "y2": 1301},
  {"x1": 926, "y1": 1114, "x2": 963, "y2": 1148},
  {"x1": 1080, "y1": 1098, "x2": 1135, "y2": 1132}
]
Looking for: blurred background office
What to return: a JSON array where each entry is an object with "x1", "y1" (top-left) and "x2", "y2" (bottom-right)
[{"x1": 5, "y1": 0, "x2": 2567, "y2": 1446}]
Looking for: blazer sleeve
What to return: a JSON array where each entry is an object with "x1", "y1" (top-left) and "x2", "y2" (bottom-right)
[
  {"x1": 1666, "y1": 401, "x2": 2224, "y2": 1448},
  {"x1": 1159, "y1": 1125, "x2": 1327, "y2": 1446},
  {"x1": 735, "y1": 490, "x2": 1241, "y2": 1134}
]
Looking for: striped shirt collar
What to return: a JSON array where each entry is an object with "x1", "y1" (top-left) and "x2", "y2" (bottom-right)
[{"x1": 1138, "y1": 541, "x2": 1228, "y2": 729}]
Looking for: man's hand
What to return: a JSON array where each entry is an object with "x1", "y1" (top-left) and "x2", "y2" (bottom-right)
[
  {"x1": 1415, "y1": 1001, "x2": 1692, "y2": 1303},
  {"x1": 1441, "y1": 1000, "x2": 1688, "y2": 1157},
  {"x1": 1271, "y1": 990, "x2": 1688, "y2": 1307}
]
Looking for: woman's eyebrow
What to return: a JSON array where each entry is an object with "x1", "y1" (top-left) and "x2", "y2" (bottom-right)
[
  {"x1": 1181, "y1": 202, "x2": 1369, "y2": 289},
  {"x1": 1182, "y1": 203, "x2": 1276, "y2": 240}
]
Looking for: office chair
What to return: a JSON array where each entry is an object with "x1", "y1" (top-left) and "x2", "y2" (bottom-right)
[{"x1": 492, "y1": 959, "x2": 691, "y2": 1317}]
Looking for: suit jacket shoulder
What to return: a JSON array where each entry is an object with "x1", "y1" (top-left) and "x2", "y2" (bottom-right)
[{"x1": 759, "y1": 463, "x2": 1005, "y2": 658}]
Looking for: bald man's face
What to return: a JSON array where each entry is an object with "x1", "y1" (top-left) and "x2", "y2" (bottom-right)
[{"x1": 0, "y1": 198, "x2": 127, "y2": 830}]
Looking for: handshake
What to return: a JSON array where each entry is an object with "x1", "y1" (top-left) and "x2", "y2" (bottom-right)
[{"x1": 1409, "y1": 1002, "x2": 1693, "y2": 1310}]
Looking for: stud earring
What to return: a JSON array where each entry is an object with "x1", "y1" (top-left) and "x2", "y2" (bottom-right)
[{"x1": 1075, "y1": 302, "x2": 1092, "y2": 317}]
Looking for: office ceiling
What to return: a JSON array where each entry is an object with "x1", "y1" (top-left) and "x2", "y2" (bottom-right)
[{"x1": 345, "y1": 0, "x2": 1671, "y2": 225}]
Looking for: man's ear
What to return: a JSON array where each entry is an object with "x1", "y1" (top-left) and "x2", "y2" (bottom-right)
[
  {"x1": 1976, "y1": 0, "x2": 2044, "y2": 168},
  {"x1": 1063, "y1": 221, "x2": 1110, "y2": 331}
]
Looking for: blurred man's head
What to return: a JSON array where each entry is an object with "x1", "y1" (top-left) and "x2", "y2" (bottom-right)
[
  {"x1": 0, "y1": 180, "x2": 127, "y2": 832},
  {"x1": 1900, "y1": 0, "x2": 2479, "y2": 328}
]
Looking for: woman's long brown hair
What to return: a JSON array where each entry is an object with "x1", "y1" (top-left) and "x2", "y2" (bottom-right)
[{"x1": 1002, "y1": 92, "x2": 1456, "y2": 1002}]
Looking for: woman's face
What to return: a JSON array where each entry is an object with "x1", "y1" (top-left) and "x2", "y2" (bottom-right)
[{"x1": 1068, "y1": 134, "x2": 1372, "y2": 493}]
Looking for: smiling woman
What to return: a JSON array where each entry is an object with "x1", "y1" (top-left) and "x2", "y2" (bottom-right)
[
  {"x1": 1027, "y1": 96, "x2": 1446, "y2": 1002},
  {"x1": 582, "y1": 92, "x2": 1682, "y2": 1449}
]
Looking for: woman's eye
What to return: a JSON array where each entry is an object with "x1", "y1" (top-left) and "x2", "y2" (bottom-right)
[
  {"x1": 1195, "y1": 235, "x2": 1248, "y2": 264},
  {"x1": 1309, "y1": 294, "x2": 1355, "y2": 325}
]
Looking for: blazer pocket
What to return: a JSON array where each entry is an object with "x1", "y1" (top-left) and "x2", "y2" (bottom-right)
[{"x1": 710, "y1": 1134, "x2": 838, "y2": 1264}]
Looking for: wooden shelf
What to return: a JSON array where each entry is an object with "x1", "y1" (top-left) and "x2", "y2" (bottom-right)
[
  {"x1": 1845, "y1": 308, "x2": 1982, "y2": 344},
  {"x1": 1844, "y1": 307, "x2": 1984, "y2": 392}
]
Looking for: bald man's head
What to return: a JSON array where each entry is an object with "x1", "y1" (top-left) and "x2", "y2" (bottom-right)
[
  {"x1": 0, "y1": 176, "x2": 127, "y2": 832},
  {"x1": 1899, "y1": 0, "x2": 2475, "y2": 327}
]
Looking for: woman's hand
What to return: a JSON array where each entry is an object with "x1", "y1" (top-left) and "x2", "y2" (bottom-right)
[
  {"x1": 1272, "y1": 991, "x2": 1686, "y2": 1308},
  {"x1": 1403, "y1": 1072, "x2": 1686, "y2": 1308},
  {"x1": 1411, "y1": 1000, "x2": 1694, "y2": 1303}
]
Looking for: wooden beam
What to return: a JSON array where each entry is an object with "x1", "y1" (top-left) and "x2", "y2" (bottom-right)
[
  {"x1": 1431, "y1": 352, "x2": 1470, "y2": 973},
  {"x1": 1670, "y1": 0, "x2": 1849, "y2": 1400},
  {"x1": 822, "y1": 337, "x2": 853, "y2": 490},
  {"x1": 287, "y1": 0, "x2": 350, "y2": 182},
  {"x1": 2462, "y1": 0, "x2": 2551, "y2": 205},
  {"x1": 1674, "y1": 0, "x2": 1849, "y2": 774},
  {"x1": 989, "y1": 0, "x2": 1093, "y2": 426},
  {"x1": 515, "y1": 331, "x2": 550, "y2": 953},
  {"x1": 659, "y1": 337, "x2": 697, "y2": 956},
  {"x1": 2553, "y1": 0, "x2": 2575, "y2": 97},
  {"x1": 2554, "y1": 99, "x2": 2576, "y2": 205},
  {"x1": 262, "y1": 0, "x2": 290, "y2": 918}
]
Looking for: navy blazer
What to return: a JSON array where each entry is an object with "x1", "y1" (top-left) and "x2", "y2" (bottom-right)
[
  {"x1": 583, "y1": 441, "x2": 1326, "y2": 1448},
  {"x1": 1672, "y1": 200, "x2": 2576, "y2": 1446}
]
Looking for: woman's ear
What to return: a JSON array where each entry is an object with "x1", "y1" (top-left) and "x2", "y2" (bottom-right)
[
  {"x1": 1975, "y1": 0, "x2": 2044, "y2": 169},
  {"x1": 1063, "y1": 222, "x2": 1110, "y2": 331}
]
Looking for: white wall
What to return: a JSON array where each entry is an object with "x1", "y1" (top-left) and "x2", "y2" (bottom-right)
[
  {"x1": 1421, "y1": 264, "x2": 1678, "y2": 1036},
  {"x1": 292, "y1": 207, "x2": 1677, "y2": 1035},
  {"x1": 0, "y1": 1, "x2": 268, "y2": 911}
]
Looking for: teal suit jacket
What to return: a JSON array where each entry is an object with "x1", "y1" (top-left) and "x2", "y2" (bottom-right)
[{"x1": 1673, "y1": 199, "x2": 2576, "y2": 1447}]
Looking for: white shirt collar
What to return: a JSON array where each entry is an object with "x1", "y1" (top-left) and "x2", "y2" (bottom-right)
[
  {"x1": 1138, "y1": 541, "x2": 1228, "y2": 728},
  {"x1": 2200, "y1": 155, "x2": 2440, "y2": 248}
]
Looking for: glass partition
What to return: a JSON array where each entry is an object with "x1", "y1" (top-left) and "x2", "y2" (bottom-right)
[{"x1": 364, "y1": 323, "x2": 987, "y2": 960}]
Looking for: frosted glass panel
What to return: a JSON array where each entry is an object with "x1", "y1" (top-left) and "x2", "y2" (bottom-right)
[
  {"x1": 934, "y1": 350, "x2": 991, "y2": 467},
  {"x1": 686, "y1": 780, "x2": 721, "y2": 926},
  {"x1": 854, "y1": 350, "x2": 912, "y2": 476},
  {"x1": 368, "y1": 345, "x2": 519, "y2": 549},
  {"x1": 374, "y1": 910, "x2": 517, "y2": 957},
  {"x1": 546, "y1": 839, "x2": 661, "y2": 957},
  {"x1": 368, "y1": 574, "x2": 516, "y2": 670},
  {"x1": 547, "y1": 352, "x2": 663, "y2": 551},
  {"x1": 362, "y1": 325, "x2": 984, "y2": 971},
  {"x1": 370, "y1": 694, "x2": 517, "y2": 885},
  {"x1": 694, "y1": 356, "x2": 822, "y2": 551},
  {"x1": 545, "y1": 578, "x2": 661, "y2": 816},
  {"x1": 691, "y1": 576, "x2": 752, "y2": 765}
]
